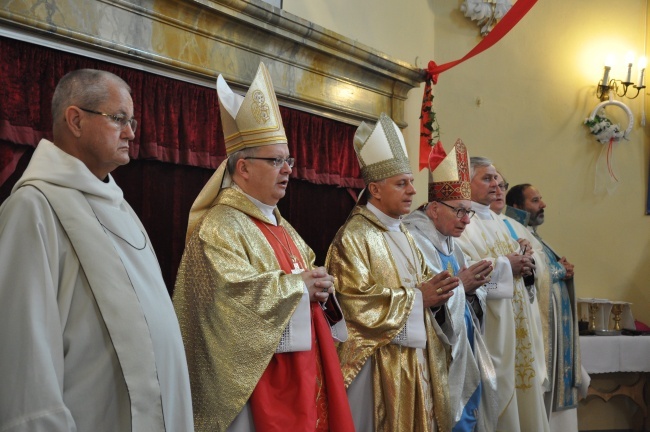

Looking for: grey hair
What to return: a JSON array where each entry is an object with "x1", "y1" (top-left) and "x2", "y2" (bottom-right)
[
  {"x1": 52, "y1": 69, "x2": 130, "y2": 128},
  {"x1": 469, "y1": 156, "x2": 493, "y2": 180},
  {"x1": 227, "y1": 147, "x2": 259, "y2": 175}
]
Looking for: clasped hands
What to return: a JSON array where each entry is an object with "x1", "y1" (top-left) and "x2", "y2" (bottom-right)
[
  {"x1": 507, "y1": 251, "x2": 535, "y2": 278},
  {"x1": 559, "y1": 257, "x2": 574, "y2": 280},
  {"x1": 302, "y1": 266, "x2": 334, "y2": 302}
]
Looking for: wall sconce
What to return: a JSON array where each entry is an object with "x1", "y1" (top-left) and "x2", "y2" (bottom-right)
[{"x1": 597, "y1": 53, "x2": 647, "y2": 101}]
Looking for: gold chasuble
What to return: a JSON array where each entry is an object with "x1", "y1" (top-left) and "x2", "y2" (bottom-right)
[
  {"x1": 174, "y1": 187, "x2": 353, "y2": 431},
  {"x1": 326, "y1": 205, "x2": 452, "y2": 432}
]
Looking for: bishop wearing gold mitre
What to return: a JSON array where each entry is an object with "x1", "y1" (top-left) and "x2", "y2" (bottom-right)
[
  {"x1": 326, "y1": 113, "x2": 457, "y2": 431},
  {"x1": 173, "y1": 62, "x2": 354, "y2": 432}
]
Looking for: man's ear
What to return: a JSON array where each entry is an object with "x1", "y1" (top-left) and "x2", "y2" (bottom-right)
[
  {"x1": 64, "y1": 106, "x2": 84, "y2": 138},
  {"x1": 235, "y1": 158, "x2": 251, "y2": 181},
  {"x1": 427, "y1": 202, "x2": 439, "y2": 221},
  {"x1": 367, "y1": 182, "x2": 381, "y2": 200}
]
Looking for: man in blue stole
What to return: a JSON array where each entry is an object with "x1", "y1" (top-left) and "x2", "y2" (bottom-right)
[
  {"x1": 404, "y1": 139, "x2": 498, "y2": 432},
  {"x1": 506, "y1": 183, "x2": 585, "y2": 431}
]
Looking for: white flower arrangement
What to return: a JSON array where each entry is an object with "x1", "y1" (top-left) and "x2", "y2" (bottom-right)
[{"x1": 584, "y1": 110, "x2": 626, "y2": 144}]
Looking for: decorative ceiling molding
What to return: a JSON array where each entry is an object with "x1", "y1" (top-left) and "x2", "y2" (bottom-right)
[{"x1": 0, "y1": 0, "x2": 424, "y2": 127}]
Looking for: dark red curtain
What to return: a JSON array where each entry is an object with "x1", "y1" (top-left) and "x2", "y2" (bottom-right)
[
  {"x1": 0, "y1": 35, "x2": 364, "y2": 187},
  {"x1": 0, "y1": 36, "x2": 363, "y2": 293}
]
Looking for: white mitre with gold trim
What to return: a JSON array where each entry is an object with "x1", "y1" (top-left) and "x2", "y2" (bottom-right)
[
  {"x1": 353, "y1": 112, "x2": 412, "y2": 184},
  {"x1": 217, "y1": 62, "x2": 287, "y2": 154},
  {"x1": 186, "y1": 62, "x2": 287, "y2": 241}
]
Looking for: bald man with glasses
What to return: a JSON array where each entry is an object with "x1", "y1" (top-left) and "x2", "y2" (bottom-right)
[{"x1": 0, "y1": 69, "x2": 193, "y2": 431}]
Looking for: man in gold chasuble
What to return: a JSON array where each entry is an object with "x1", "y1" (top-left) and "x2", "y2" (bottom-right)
[
  {"x1": 455, "y1": 157, "x2": 550, "y2": 432},
  {"x1": 173, "y1": 63, "x2": 354, "y2": 432},
  {"x1": 326, "y1": 113, "x2": 457, "y2": 432}
]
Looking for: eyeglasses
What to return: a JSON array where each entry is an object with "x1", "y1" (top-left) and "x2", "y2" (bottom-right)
[
  {"x1": 437, "y1": 201, "x2": 476, "y2": 219},
  {"x1": 244, "y1": 156, "x2": 295, "y2": 168},
  {"x1": 498, "y1": 182, "x2": 509, "y2": 191},
  {"x1": 79, "y1": 107, "x2": 137, "y2": 132}
]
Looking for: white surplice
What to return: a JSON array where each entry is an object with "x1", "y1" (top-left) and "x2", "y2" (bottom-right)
[
  {"x1": 456, "y1": 202, "x2": 549, "y2": 432},
  {"x1": 0, "y1": 140, "x2": 193, "y2": 431}
]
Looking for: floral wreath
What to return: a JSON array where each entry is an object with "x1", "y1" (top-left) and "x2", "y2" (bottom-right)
[
  {"x1": 583, "y1": 100, "x2": 633, "y2": 145},
  {"x1": 583, "y1": 111, "x2": 626, "y2": 144}
]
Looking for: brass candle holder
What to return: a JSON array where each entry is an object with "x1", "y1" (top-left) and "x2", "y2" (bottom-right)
[
  {"x1": 611, "y1": 304, "x2": 623, "y2": 331},
  {"x1": 588, "y1": 303, "x2": 600, "y2": 331}
]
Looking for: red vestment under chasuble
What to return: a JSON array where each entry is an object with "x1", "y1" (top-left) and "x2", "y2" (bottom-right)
[{"x1": 248, "y1": 218, "x2": 353, "y2": 431}]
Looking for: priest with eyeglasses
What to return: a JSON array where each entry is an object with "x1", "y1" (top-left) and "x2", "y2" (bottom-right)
[
  {"x1": 403, "y1": 139, "x2": 498, "y2": 432},
  {"x1": 173, "y1": 62, "x2": 354, "y2": 432}
]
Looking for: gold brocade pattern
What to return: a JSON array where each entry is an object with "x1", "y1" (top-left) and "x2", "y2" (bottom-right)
[
  {"x1": 480, "y1": 230, "x2": 537, "y2": 390},
  {"x1": 173, "y1": 187, "x2": 315, "y2": 431},
  {"x1": 513, "y1": 283, "x2": 536, "y2": 390},
  {"x1": 326, "y1": 205, "x2": 452, "y2": 432}
]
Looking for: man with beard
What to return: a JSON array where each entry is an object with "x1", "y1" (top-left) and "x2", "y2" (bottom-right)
[
  {"x1": 507, "y1": 184, "x2": 586, "y2": 431},
  {"x1": 455, "y1": 157, "x2": 549, "y2": 432},
  {"x1": 403, "y1": 140, "x2": 498, "y2": 432}
]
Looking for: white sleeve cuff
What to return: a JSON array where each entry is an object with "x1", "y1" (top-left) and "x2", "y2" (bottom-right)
[
  {"x1": 391, "y1": 288, "x2": 427, "y2": 349},
  {"x1": 484, "y1": 256, "x2": 514, "y2": 300},
  {"x1": 275, "y1": 287, "x2": 312, "y2": 353}
]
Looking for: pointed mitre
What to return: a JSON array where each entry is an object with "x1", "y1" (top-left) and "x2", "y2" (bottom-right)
[
  {"x1": 186, "y1": 62, "x2": 287, "y2": 242},
  {"x1": 428, "y1": 139, "x2": 471, "y2": 201},
  {"x1": 353, "y1": 113, "x2": 412, "y2": 184},
  {"x1": 217, "y1": 62, "x2": 287, "y2": 154}
]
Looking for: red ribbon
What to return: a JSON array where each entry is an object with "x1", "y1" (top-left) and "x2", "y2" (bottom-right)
[{"x1": 419, "y1": 0, "x2": 539, "y2": 171}]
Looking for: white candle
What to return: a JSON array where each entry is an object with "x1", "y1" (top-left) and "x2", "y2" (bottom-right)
[
  {"x1": 639, "y1": 56, "x2": 647, "y2": 87},
  {"x1": 602, "y1": 65, "x2": 611, "y2": 85},
  {"x1": 626, "y1": 63, "x2": 633, "y2": 83},
  {"x1": 625, "y1": 52, "x2": 634, "y2": 83}
]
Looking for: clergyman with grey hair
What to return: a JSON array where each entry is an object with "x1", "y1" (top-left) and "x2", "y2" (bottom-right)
[
  {"x1": 455, "y1": 156, "x2": 550, "y2": 431},
  {"x1": 0, "y1": 69, "x2": 193, "y2": 431}
]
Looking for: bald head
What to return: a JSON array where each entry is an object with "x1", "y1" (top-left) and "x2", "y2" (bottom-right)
[{"x1": 52, "y1": 69, "x2": 130, "y2": 137}]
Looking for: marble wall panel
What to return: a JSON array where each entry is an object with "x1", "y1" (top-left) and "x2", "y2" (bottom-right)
[{"x1": 0, "y1": 0, "x2": 424, "y2": 126}]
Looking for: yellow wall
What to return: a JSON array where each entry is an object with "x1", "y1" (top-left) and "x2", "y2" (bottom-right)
[{"x1": 285, "y1": 0, "x2": 650, "y2": 325}]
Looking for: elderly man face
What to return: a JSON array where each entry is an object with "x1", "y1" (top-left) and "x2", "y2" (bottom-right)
[
  {"x1": 427, "y1": 199, "x2": 473, "y2": 238},
  {"x1": 470, "y1": 164, "x2": 499, "y2": 205},
  {"x1": 521, "y1": 185, "x2": 546, "y2": 226},
  {"x1": 490, "y1": 173, "x2": 508, "y2": 215},
  {"x1": 369, "y1": 173, "x2": 416, "y2": 218}
]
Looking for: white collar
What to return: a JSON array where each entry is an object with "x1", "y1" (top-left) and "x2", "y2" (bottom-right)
[
  {"x1": 433, "y1": 225, "x2": 453, "y2": 254},
  {"x1": 366, "y1": 201, "x2": 402, "y2": 232},
  {"x1": 232, "y1": 184, "x2": 278, "y2": 225},
  {"x1": 472, "y1": 201, "x2": 494, "y2": 220}
]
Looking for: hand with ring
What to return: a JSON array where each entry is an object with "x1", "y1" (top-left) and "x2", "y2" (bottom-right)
[
  {"x1": 458, "y1": 260, "x2": 493, "y2": 294},
  {"x1": 420, "y1": 271, "x2": 458, "y2": 308}
]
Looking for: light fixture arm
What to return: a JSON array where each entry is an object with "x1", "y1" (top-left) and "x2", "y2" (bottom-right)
[{"x1": 597, "y1": 79, "x2": 645, "y2": 101}]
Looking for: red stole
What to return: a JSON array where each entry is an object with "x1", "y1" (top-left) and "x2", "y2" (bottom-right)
[{"x1": 249, "y1": 218, "x2": 354, "y2": 432}]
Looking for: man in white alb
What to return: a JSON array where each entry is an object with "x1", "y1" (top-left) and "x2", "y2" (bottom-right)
[{"x1": 0, "y1": 69, "x2": 193, "y2": 431}]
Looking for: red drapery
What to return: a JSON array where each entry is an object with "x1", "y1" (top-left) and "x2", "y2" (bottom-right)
[
  {"x1": 0, "y1": 35, "x2": 364, "y2": 188},
  {"x1": 0, "y1": 36, "x2": 362, "y2": 292}
]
